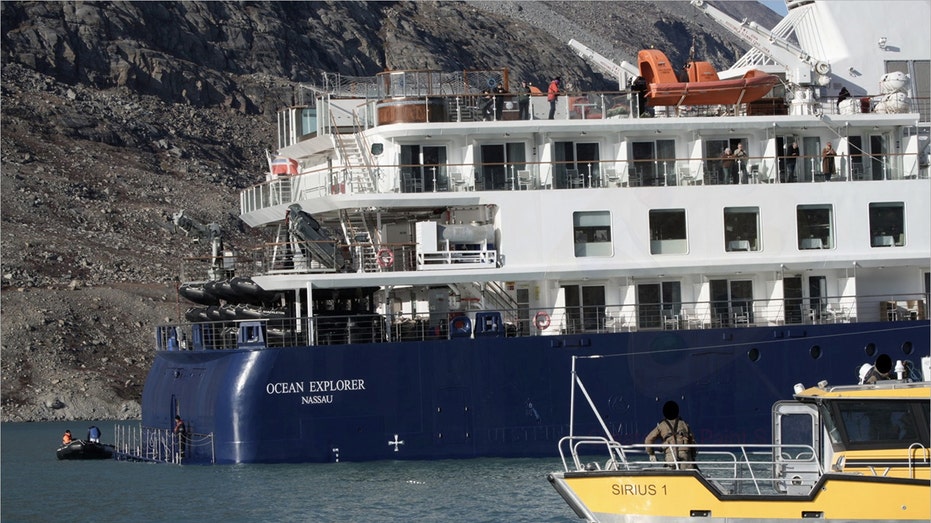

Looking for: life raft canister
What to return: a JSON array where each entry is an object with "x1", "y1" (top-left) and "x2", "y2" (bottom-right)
[
  {"x1": 376, "y1": 247, "x2": 394, "y2": 268},
  {"x1": 534, "y1": 311, "x2": 551, "y2": 330}
]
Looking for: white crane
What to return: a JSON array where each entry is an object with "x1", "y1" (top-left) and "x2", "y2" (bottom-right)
[{"x1": 568, "y1": 39, "x2": 640, "y2": 90}]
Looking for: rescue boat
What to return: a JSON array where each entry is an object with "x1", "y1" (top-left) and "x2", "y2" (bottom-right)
[{"x1": 638, "y1": 49, "x2": 780, "y2": 107}]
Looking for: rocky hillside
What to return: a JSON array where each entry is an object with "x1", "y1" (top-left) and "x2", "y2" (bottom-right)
[{"x1": 0, "y1": 1, "x2": 780, "y2": 422}]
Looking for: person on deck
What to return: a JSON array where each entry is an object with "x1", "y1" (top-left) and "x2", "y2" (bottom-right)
[
  {"x1": 547, "y1": 76, "x2": 561, "y2": 120},
  {"x1": 862, "y1": 354, "x2": 894, "y2": 384},
  {"x1": 734, "y1": 143, "x2": 749, "y2": 183},
  {"x1": 721, "y1": 148, "x2": 736, "y2": 184},
  {"x1": 62, "y1": 430, "x2": 73, "y2": 445},
  {"x1": 821, "y1": 141, "x2": 837, "y2": 181},
  {"x1": 645, "y1": 401, "x2": 696, "y2": 469},
  {"x1": 173, "y1": 415, "x2": 188, "y2": 459},
  {"x1": 517, "y1": 81, "x2": 531, "y2": 120},
  {"x1": 87, "y1": 425, "x2": 101, "y2": 443},
  {"x1": 784, "y1": 142, "x2": 799, "y2": 182}
]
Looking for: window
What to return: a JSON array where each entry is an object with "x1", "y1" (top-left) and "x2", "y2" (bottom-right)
[
  {"x1": 562, "y1": 285, "x2": 606, "y2": 332},
  {"x1": 869, "y1": 202, "x2": 904, "y2": 247},
  {"x1": 401, "y1": 144, "x2": 448, "y2": 192},
  {"x1": 637, "y1": 282, "x2": 681, "y2": 329},
  {"x1": 797, "y1": 205, "x2": 833, "y2": 250},
  {"x1": 830, "y1": 399, "x2": 930, "y2": 450},
  {"x1": 553, "y1": 141, "x2": 600, "y2": 188},
  {"x1": 479, "y1": 142, "x2": 526, "y2": 191},
  {"x1": 631, "y1": 139, "x2": 675, "y2": 186},
  {"x1": 649, "y1": 209, "x2": 687, "y2": 254},
  {"x1": 573, "y1": 211, "x2": 612, "y2": 257},
  {"x1": 724, "y1": 207, "x2": 760, "y2": 251},
  {"x1": 710, "y1": 279, "x2": 754, "y2": 326}
]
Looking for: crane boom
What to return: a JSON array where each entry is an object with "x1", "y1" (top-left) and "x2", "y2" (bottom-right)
[
  {"x1": 568, "y1": 39, "x2": 639, "y2": 90},
  {"x1": 690, "y1": 0, "x2": 829, "y2": 87}
]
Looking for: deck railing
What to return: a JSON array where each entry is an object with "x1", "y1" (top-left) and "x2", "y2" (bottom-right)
[
  {"x1": 558, "y1": 435, "x2": 827, "y2": 496},
  {"x1": 241, "y1": 149, "x2": 928, "y2": 215},
  {"x1": 158, "y1": 293, "x2": 928, "y2": 351},
  {"x1": 112, "y1": 423, "x2": 215, "y2": 464}
]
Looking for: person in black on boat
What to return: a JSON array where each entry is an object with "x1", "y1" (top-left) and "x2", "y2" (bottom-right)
[
  {"x1": 173, "y1": 415, "x2": 187, "y2": 458},
  {"x1": 87, "y1": 425, "x2": 101, "y2": 443},
  {"x1": 645, "y1": 401, "x2": 696, "y2": 469},
  {"x1": 863, "y1": 354, "x2": 894, "y2": 384}
]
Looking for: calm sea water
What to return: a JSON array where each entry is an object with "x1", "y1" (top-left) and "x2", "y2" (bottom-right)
[{"x1": 2, "y1": 421, "x2": 578, "y2": 523}]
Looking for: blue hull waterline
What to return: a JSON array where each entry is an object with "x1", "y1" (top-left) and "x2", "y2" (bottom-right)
[{"x1": 142, "y1": 321, "x2": 928, "y2": 463}]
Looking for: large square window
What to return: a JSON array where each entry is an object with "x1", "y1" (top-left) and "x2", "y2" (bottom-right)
[
  {"x1": 869, "y1": 202, "x2": 904, "y2": 247},
  {"x1": 797, "y1": 205, "x2": 833, "y2": 250},
  {"x1": 573, "y1": 211, "x2": 612, "y2": 257},
  {"x1": 724, "y1": 207, "x2": 760, "y2": 251},
  {"x1": 649, "y1": 209, "x2": 687, "y2": 254}
]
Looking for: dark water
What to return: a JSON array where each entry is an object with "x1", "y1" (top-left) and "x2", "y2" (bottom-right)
[{"x1": 2, "y1": 421, "x2": 578, "y2": 523}]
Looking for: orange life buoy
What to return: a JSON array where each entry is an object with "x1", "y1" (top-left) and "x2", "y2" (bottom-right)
[
  {"x1": 376, "y1": 248, "x2": 394, "y2": 268},
  {"x1": 534, "y1": 311, "x2": 551, "y2": 330}
]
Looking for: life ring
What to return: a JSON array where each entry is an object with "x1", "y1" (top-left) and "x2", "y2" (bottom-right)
[
  {"x1": 534, "y1": 311, "x2": 551, "y2": 330},
  {"x1": 487, "y1": 77, "x2": 498, "y2": 88},
  {"x1": 376, "y1": 248, "x2": 394, "y2": 268}
]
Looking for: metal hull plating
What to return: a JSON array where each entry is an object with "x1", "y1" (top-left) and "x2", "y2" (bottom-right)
[{"x1": 142, "y1": 320, "x2": 928, "y2": 464}]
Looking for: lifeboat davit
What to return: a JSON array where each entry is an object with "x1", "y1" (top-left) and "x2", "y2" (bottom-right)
[{"x1": 637, "y1": 49, "x2": 779, "y2": 107}]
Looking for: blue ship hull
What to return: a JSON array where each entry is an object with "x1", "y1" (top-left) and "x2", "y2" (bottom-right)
[{"x1": 141, "y1": 320, "x2": 929, "y2": 464}]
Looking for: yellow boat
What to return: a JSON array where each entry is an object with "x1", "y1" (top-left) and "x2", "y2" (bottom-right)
[{"x1": 548, "y1": 356, "x2": 930, "y2": 522}]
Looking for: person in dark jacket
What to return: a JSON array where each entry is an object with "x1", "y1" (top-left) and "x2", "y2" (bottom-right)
[
  {"x1": 173, "y1": 415, "x2": 188, "y2": 459},
  {"x1": 87, "y1": 425, "x2": 101, "y2": 443}
]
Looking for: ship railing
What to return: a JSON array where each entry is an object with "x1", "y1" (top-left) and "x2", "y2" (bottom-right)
[
  {"x1": 239, "y1": 145, "x2": 926, "y2": 213},
  {"x1": 112, "y1": 423, "x2": 215, "y2": 464},
  {"x1": 156, "y1": 292, "x2": 928, "y2": 352},
  {"x1": 557, "y1": 436, "x2": 824, "y2": 496}
]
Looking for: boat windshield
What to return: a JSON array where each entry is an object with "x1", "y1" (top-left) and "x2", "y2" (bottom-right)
[{"x1": 823, "y1": 399, "x2": 930, "y2": 451}]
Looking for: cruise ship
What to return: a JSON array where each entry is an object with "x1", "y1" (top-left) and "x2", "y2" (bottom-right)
[{"x1": 136, "y1": 0, "x2": 930, "y2": 464}]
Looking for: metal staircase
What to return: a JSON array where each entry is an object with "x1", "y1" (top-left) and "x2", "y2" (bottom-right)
[
  {"x1": 339, "y1": 208, "x2": 378, "y2": 272},
  {"x1": 452, "y1": 281, "x2": 520, "y2": 319}
]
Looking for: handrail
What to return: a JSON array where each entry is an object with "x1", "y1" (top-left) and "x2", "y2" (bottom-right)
[
  {"x1": 558, "y1": 436, "x2": 826, "y2": 496},
  {"x1": 112, "y1": 423, "x2": 215, "y2": 464}
]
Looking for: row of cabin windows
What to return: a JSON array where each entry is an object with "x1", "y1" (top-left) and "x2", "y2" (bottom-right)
[{"x1": 573, "y1": 202, "x2": 906, "y2": 257}]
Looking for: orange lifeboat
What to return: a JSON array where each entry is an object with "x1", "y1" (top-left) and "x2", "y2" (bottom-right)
[{"x1": 637, "y1": 49, "x2": 779, "y2": 107}]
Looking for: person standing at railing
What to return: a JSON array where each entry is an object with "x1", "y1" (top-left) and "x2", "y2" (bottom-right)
[
  {"x1": 173, "y1": 415, "x2": 188, "y2": 459},
  {"x1": 547, "y1": 76, "x2": 561, "y2": 120},
  {"x1": 784, "y1": 141, "x2": 799, "y2": 183},
  {"x1": 721, "y1": 148, "x2": 735, "y2": 184},
  {"x1": 517, "y1": 81, "x2": 531, "y2": 120},
  {"x1": 734, "y1": 143, "x2": 749, "y2": 183},
  {"x1": 494, "y1": 82, "x2": 507, "y2": 121},
  {"x1": 822, "y1": 141, "x2": 837, "y2": 181},
  {"x1": 645, "y1": 401, "x2": 696, "y2": 469}
]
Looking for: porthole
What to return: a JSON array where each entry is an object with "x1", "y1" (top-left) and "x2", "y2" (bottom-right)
[
  {"x1": 809, "y1": 345, "x2": 822, "y2": 359},
  {"x1": 864, "y1": 342, "x2": 876, "y2": 357},
  {"x1": 748, "y1": 348, "x2": 760, "y2": 362},
  {"x1": 902, "y1": 341, "x2": 913, "y2": 355}
]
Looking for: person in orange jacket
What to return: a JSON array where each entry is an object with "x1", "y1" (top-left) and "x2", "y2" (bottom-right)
[
  {"x1": 62, "y1": 430, "x2": 73, "y2": 445},
  {"x1": 547, "y1": 76, "x2": 561, "y2": 120}
]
